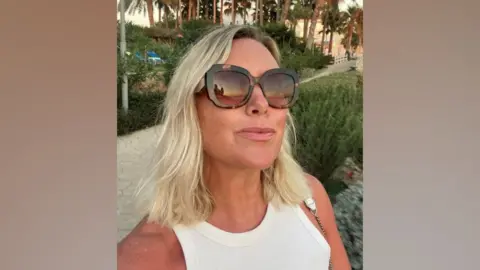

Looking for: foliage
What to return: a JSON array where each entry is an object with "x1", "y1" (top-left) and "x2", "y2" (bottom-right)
[
  {"x1": 291, "y1": 72, "x2": 363, "y2": 192},
  {"x1": 117, "y1": 50, "x2": 158, "y2": 94},
  {"x1": 259, "y1": 22, "x2": 298, "y2": 48},
  {"x1": 117, "y1": 91, "x2": 166, "y2": 136},
  {"x1": 356, "y1": 72, "x2": 363, "y2": 93},
  {"x1": 281, "y1": 49, "x2": 333, "y2": 73},
  {"x1": 341, "y1": 32, "x2": 360, "y2": 51},
  {"x1": 117, "y1": 21, "x2": 174, "y2": 93},
  {"x1": 162, "y1": 19, "x2": 216, "y2": 86},
  {"x1": 118, "y1": 22, "x2": 171, "y2": 55},
  {"x1": 333, "y1": 182, "x2": 363, "y2": 270}
]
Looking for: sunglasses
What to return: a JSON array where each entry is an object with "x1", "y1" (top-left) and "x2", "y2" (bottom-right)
[{"x1": 197, "y1": 64, "x2": 300, "y2": 109}]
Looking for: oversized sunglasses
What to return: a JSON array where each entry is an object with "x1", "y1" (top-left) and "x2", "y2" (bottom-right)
[{"x1": 196, "y1": 64, "x2": 300, "y2": 109}]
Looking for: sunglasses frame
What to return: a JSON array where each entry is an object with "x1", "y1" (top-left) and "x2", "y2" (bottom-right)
[{"x1": 202, "y1": 64, "x2": 300, "y2": 109}]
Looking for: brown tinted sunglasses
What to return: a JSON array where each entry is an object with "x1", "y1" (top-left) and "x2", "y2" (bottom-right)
[{"x1": 196, "y1": 64, "x2": 300, "y2": 109}]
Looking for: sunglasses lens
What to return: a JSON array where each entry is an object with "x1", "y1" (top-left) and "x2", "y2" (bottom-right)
[
  {"x1": 261, "y1": 73, "x2": 296, "y2": 107},
  {"x1": 212, "y1": 71, "x2": 250, "y2": 106}
]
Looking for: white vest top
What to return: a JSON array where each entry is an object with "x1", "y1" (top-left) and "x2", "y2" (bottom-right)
[{"x1": 173, "y1": 203, "x2": 331, "y2": 270}]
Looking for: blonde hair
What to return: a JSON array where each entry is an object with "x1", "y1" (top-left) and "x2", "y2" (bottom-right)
[{"x1": 136, "y1": 25, "x2": 311, "y2": 228}]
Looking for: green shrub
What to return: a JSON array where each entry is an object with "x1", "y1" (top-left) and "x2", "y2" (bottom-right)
[
  {"x1": 259, "y1": 23, "x2": 298, "y2": 49},
  {"x1": 117, "y1": 53, "x2": 157, "y2": 93},
  {"x1": 291, "y1": 72, "x2": 363, "y2": 193},
  {"x1": 282, "y1": 52, "x2": 333, "y2": 73},
  {"x1": 117, "y1": 91, "x2": 166, "y2": 136},
  {"x1": 177, "y1": 19, "x2": 216, "y2": 48},
  {"x1": 163, "y1": 19, "x2": 216, "y2": 86},
  {"x1": 334, "y1": 182, "x2": 363, "y2": 270},
  {"x1": 356, "y1": 73, "x2": 363, "y2": 91}
]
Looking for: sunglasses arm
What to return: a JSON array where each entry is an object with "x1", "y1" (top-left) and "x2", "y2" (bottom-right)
[{"x1": 194, "y1": 80, "x2": 206, "y2": 93}]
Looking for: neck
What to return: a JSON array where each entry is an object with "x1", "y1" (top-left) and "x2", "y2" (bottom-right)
[{"x1": 203, "y1": 160, "x2": 268, "y2": 232}]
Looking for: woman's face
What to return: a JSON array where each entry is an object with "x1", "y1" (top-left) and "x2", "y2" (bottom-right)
[{"x1": 196, "y1": 38, "x2": 289, "y2": 170}]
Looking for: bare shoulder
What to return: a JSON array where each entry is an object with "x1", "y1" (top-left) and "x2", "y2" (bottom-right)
[
  {"x1": 304, "y1": 173, "x2": 331, "y2": 207},
  {"x1": 301, "y1": 173, "x2": 335, "y2": 226},
  {"x1": 117, "y1": 217, "x2": 185, "y2": 270},
  {"x1": 302, "y1": 173, "x2": 352, "y2": 270}
]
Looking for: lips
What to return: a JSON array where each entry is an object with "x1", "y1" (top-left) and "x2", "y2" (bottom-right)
[{"x1": 237, "y1": 127, "x2": 276, "y2": 142}]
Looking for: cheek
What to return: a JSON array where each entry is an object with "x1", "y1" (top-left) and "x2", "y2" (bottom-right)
[
  {"x1": 274, "y1": 110, "x2": 288, "y2": 138},
  {"x1": 196, "y1": 96, "x2": 236, "y2": 152}
]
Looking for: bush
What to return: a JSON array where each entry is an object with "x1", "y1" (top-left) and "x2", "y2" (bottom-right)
[
  {"x1": 117, "y1": 53, "x2": 158, "y2": 93},
  {"x1": 291, "y1": 72, "x2": 363, "y2": 194},
  {"x1": 282, "y1": 52, "x2": 333, "y2": 73},
  {"x1": 163, "y1": 19, "x2": 216, "y2": 86},
  {"x1": 259, "y1": 23, "x2": 298, "y2": 49},
  {"x1": 117, "y1": 91, "x2": 166, "y2": 136},
  {"x1": 334, "y1": 182, "x2": 363, "y2": 270}
]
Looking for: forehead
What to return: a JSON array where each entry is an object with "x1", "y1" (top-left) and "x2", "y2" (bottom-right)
[{"x1": 224, "y1": 38, "x2": 279, "y2": 77}]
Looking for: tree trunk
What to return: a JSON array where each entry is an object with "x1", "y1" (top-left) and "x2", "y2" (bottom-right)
[
  {"x1": 220, "y1": 0, "x2": 224, "y2": 24},
  {"x1": 232, "y1": 0, "x2": 237, "y2": 24},
  {"x1": 276, "y1": 0, "x2": 282, "y2": 22},
  {"x1": 164, "y1": 6, "x2": 170, "y2": 28},
  {"x1": 188, "y1": 0, "x2": 193, "y2": 20},
  {"x1": 345, "y1": 22, "x2": 354, "y2": 53},
  {"x1": 306, "y1": 0, "x2": 324, "y2": 50},
  {"x1": 328, "y1": 30, "x2": 333, "y2": 54},
  {"x1": 319, "y1": 8, "x2": 329, "y2": 53},
  {"x1": 258, "y1": 0, "x2": 264, "y2": 26},
  {"x1": 280, "y1": 0, "x2": 290, "y2": 23},
  {"x1": 254, "y1": 0, "x2": 258, "y2": 23},
  {"x1": 176, "y1": 0, "x2": 183, "y2": 28},
  {"x1": 147, "y1": 0, "x2": 155, "y2": 26},
  {"x1": 319, "y1": 30, "x2": 326, "y2": 53},
  {"x1": 206, "y1": 0, "x2": 210, "y2": 21},
  {"x1": 158, "y1": 4, "x2": 162, "y2": 25},
  {"x1": 213, "y1": 0, "x2": 217, "y2": 23},
  {"x1": 197, "y1": 0, "x2": 201, "y2": 19},
  {"x1": 303, "y1": 19, "x2": 309, "y2": 41}
]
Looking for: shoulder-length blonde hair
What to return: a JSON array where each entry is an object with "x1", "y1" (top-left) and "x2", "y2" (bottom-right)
[{"x1": 136, "y1": 25, "x2": 311, "y2": 228}]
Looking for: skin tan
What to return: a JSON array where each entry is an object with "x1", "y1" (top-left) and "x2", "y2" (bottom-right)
[{"x1": 117, "y1": 38, "x2": 351, "y2": 270}]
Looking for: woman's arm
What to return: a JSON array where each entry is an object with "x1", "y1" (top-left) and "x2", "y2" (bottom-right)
[{"x1": 305, "y1": 174, "x2": 352, "y2": 270}]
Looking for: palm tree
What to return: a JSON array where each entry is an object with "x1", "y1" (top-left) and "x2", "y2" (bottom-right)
[
  {"x1": 318, "y1": 2, "x2": 328, "y2": 53},
  {"x1": 236, "y1": 0, "x2": 252, "y2": 24},
  {"x1": 355, "y1": 8, "x2": 363, "y2": 53},
  {"x1": 197, "y1": 0, "x2": 201, "y2": 19},
  {"x1": 223, "y1": 0, "x2": 237, "y2": 24},
  {"x1": 213, "y1": 0, "x2": 217, "y2": 23},
  {"x1": 219, "y1": 0, "x2": 224, "y2": 24},
  {"x1": 305, "y1": 0, "x2": 325, "y2": 50},
  {"x1": 258, "y1": 0, "x2": 264, "y2": 25},
  {"x1": 289, "y1": 2, "x2": 312, "y2": 40},
  {"x1": 176, "y1": 0, "x2": 183, "y2": 28},
  {"x1": 340, "y1": 4, "x2": 361, "y2": 54},
  {"x1": 121, "y1": 0, "x2": 156, "y2": 27},
  {"x1": 280, "y1": 0, "x2": 291, "y2": 23},
  {"x1": 322, "y1": 4, "x2": 348, "y2": 54},
  {"x1": 145, "y1": 0, "x2": 156, "y2": 26}
]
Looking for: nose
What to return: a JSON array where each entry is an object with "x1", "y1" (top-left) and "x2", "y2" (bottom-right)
[{"x1": 245, "y1": 85, "x2": 268, "y2": 116}]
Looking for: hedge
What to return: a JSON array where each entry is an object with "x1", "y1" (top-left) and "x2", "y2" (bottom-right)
[{"x1": 117, "y1": 91, "x2": 165, "y2": 136}]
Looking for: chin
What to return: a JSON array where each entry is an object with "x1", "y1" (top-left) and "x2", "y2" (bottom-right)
[{"x1": 239, "y1": 155, "x2": 277, "y2": 170}]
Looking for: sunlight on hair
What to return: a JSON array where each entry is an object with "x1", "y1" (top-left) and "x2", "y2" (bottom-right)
[{"x1": 134, "y1": 25, "x2": 312, "y2": 227}]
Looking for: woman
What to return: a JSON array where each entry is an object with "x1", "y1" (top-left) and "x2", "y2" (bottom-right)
[{"x1": 118, "y1": 25, "x2": 350, "y2": 270}]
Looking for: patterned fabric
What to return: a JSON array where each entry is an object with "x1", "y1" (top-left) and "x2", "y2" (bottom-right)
[{"x1": 333, "y1": 182, "x2": 363, "y2": 270}]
